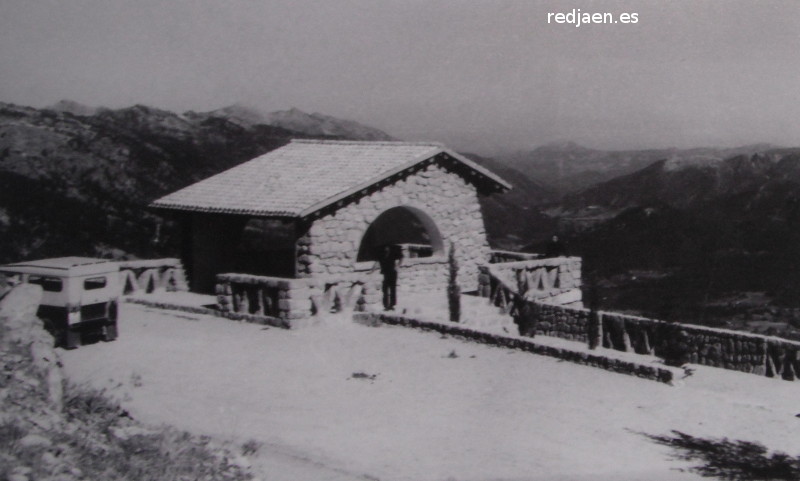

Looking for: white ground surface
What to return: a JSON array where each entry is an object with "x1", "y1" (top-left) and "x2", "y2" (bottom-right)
[{"x1": 61, "y1": 304, "x2": 800, "y2": 481}]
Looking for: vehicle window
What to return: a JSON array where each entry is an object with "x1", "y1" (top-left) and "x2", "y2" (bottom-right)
[
  {"x1": 29, "y1": 276, "x2": 63, "y2": 292},
  {"x1": 84, "y1": 277, "x2": 107, "y2": 290}
]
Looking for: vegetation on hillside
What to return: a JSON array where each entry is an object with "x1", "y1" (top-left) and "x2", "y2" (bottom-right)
[{"x1": 551, "y1": 152, "x2": 800, "y2": 332}]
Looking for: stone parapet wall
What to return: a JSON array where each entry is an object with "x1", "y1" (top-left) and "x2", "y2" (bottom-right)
[
  {"x1": 354, "y1": 312, "x2": 676, "y2": 384},
  {"x1": 216, "y1": 271, "x2": 383, "y2": 321},
  {"x1": 126, "y1": 296, "x2": 290, "y2": 328},
  {"x1": 299, "y1": 160, "x2": 491, "y2": 292},
  {"x1": 118, "y1": 258, "x2": 189, "y2": 294},
  {"x1": 489, "y1": 249, "x2": 540, "y2": 263},
  {"x1": 533, "y1": 303, "x2": 592, "y2": 343},
  {"x1": 528, "y1": 300, "x2": 800, "y2": 380},
  {"x1": 480, "y1": 257, "x2": 583, "y2": 306},
  {"x1": 765, "y1": 339, "x2": 800, "y2": 380},
  {"x1": 603, "y1": 313, "x2": 770, "y2": 375},
  {"x1": 397, "y1": 257, "x2": 448, "y2": 294}
]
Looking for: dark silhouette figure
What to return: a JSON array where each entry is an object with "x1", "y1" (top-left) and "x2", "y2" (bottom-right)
[
  {"x1": 543, "y1": 235, "x2": 566, "y2": 258},
  {"x1": 379, "y1": 245, "x2": 401, "y2": 311}
]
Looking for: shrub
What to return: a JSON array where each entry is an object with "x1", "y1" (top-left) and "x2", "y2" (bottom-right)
[{"x1": 447, "y1": 242, "x2": 460, "y2": 323}]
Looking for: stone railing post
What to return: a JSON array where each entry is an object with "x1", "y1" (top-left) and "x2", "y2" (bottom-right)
[{"x1": 215, "y1": 276, "x2": 233, "y2": 312}]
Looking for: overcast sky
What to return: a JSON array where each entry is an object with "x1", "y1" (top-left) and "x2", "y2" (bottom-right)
[{"x1": 1, "y1": 0, "x2": 799, "y2": 154}]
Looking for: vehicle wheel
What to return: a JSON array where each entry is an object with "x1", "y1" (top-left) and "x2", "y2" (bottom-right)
[
  {"x1": 64, "y1": 328, "x2": 81, "y2": 349},
  {"x1": 103, "y1": 321, "x2": 118, "y2": 342},
  {"x1": 107, "y1": 300, "x2": 118, "y2": 322},
  {"x1": 52, "y1": 328, "x2": 65, "y2": 348}
]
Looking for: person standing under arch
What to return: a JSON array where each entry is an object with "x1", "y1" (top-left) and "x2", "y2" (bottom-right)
[{"x1": 379, "y1": 245, "x2": 402, "y2": 311}]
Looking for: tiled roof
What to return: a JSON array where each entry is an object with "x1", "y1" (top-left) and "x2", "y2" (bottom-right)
[{"x1": 151, "y1": 139, "x2": 511, "y2": 217}]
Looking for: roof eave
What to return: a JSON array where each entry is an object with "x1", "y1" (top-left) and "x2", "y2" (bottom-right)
[{"x1": 149, "y1": 202, "x2": 299, "y2": 218}]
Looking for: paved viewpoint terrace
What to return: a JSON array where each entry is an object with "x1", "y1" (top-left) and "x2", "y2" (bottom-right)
[{"x1": 60, "y1": 303, "x2": 800, "y2": 481}]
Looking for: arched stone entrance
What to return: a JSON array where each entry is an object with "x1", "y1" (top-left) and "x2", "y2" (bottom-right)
[{"x1": 356, "y1": 205, "x2": 445, "y2": 262}]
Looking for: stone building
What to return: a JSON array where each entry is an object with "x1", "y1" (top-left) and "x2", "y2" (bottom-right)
[{"x1": 151, "y1": 140, "x2": 511, "y2": 316}]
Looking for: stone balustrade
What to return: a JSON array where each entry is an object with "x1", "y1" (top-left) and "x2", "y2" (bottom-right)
[
  {"x1": 488, "y1": 249, "x2": 540, "y2": 263},
  {"x1": 527, "y1": 300, "x2": 800, "y2": 381},
  {"x1": 118, "y1": 258, "x2": 188, "y2": 295},
  {"x1": 216, "y1": 271, "x2": 383, "y2": 323},
  {"x1": 479, "y1": 256, "x2": 583, "y2": 307}
]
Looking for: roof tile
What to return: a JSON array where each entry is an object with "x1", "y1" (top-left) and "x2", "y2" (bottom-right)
[{"x1": 151, "y1": 139, "x2": 509, "y2": 217}]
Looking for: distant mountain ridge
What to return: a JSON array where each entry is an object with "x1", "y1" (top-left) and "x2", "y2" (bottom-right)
[
  {"x1": 0, "y1": 100, "x2": 534, "y2": 261},
  {"x1": 0, "y1": 100, "x2": 399, "y2": 262},
  {"x1": 47, "y1": 99, "x2": 100, "y2": 116},
  {"x1": 500, "y1": 142, "x2": 782, "y2": 195},
  {"x1": 562, "y1": 150, "x2": 800, "y2": 212},
  {"x1": 186, "y1": 105, "x2": 395, "y2": 141},
  {"x1": 549, "y1": 148, "x2": 800, "y2": 325}
]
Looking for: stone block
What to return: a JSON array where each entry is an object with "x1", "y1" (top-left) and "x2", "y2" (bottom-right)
[
  {"x1": 284, "y1": 310, "x2": 310, "y2": 320},
  {"x1": 278, "y1": 298, "x2": 312, "y2": 312},
  {"x1": 284, "y1": 288, "x2": 313, "y2": 300}
]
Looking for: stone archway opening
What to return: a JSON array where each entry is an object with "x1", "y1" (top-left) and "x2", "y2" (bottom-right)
[{"x1": 356, "y1": 206, "x2": 444, "y2": 262}]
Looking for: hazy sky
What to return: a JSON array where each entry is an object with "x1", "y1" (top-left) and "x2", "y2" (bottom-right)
[{"x1": 1, "y1": 0, "x2": 799, "y2": 154}]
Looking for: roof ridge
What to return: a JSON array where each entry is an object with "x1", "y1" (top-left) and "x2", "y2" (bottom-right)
[{"x1": 290, "y1": 139, "x2": 444, "y2": 148}]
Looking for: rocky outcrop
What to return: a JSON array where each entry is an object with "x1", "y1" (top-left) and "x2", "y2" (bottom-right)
[
  {"x1": 264, "y1": 108, "x2": 394, "y2": 141},
  {"x1": 0, "y1": 283, "x2": 64, "y2": 413}
]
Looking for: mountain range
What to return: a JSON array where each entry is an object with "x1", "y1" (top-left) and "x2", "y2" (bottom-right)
[
  {"x1": 3, "y1": 99, "x2": 800, "y2": 333},
  {"x1": 500, "y1": 141, "x2": 779, "y2": 196},
  {"x1": 0, "y1": 101, "x2": 300, "y2": 261},
  {"x1": 554, "y1": 149, "x2": 800, "y2": 328},
  {"x1": 0, "y1": 101, "x2": 538, "y2": 261}
]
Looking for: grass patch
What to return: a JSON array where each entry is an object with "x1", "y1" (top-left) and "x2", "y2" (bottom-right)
[
  {"x1": 644, "y1": 430, "x2": 800, "y2": 480},
  {"x1": 3, "y1": 382, "x2": 255, "y2": 481},
  {"x1": 61, "y1": 384, "x2": 253, "y2": 480}
]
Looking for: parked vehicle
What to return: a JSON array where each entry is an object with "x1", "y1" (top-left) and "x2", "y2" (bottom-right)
[{"x1": 0, "y1": 257, "x2": 120, "y2": 348}]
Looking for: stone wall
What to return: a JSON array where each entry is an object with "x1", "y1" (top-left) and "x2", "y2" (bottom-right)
[
  {"x1": 118, "y1": 258, "x2": 189, "y2": 294},
  {"x1": 532, "y1": 303, "x2": 592, "y2": 343},
  {"x1": 479, "y1": 257, "x2": 583, "y2": 306},
  {"x1": 216, "y1": 271, "x2": 383, "y2": 324},
  {"x1": 602, "y1": 313, "x2": 770, "y2": 375},
  {"x1": 527, "y1": 300, "x2": 800, "y2": 380},
  {"x1": 296, "y1": 159, "x2": 491, "y2": 292},
  {"x1": 354, "y1": 312, "x2": 675, "y2": 384},
  {"x1": 489, "y1": 249, "x2": 540, "y2": 263},
  {"x1": 397, "y1": 257, "x2": 448, "y2": 294}
]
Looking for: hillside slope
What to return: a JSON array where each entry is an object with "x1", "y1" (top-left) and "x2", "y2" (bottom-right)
[
  {"x1": 553, "y1": 151, "x2": 800, "y2": 326},
  {"x1": 0, "y1": 101, "x2": 536, "y2": 262},
  {"x1": 501, "y1": 142, "x2": 778, "y2": 195},
  {"x1": 0, "y1": 102, "x2": 382, "y2": 262},
  {"x1": 462, "y1": 153, "x2": 557, "y2": 249}
]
